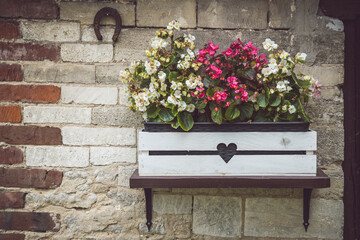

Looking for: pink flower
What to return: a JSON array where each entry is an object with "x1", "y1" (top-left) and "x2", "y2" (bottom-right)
[
  {"x1": 222, "y1": 48, "x2": 233, "y2": 57},
  {"x1": 215, "y1": 107, "x2": 219, "y2": 111}
]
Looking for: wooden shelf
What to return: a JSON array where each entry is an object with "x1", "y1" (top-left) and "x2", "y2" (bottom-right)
[{"x1": 129, "y1": 168, "x2": 330, "y2": 232}]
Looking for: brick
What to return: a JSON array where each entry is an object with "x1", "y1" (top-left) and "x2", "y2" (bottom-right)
[
  {"x1": 198, "y1": 0, "x2": 268, "y2": 29},
  {"x1": 24, "y1": 106, "x2": 91, "y2": 124},
  {"x1": 90, "y1": 147, "x2": 136, "y2": 165},
  {"x1": 0, "y1": 168, "x2": 62, "y2": 189},
  {"x1": 24, "y1": 63, "x2": 95, "y2": 84},
  {"x1": 61, "y1": 43, "x2": 113, "y2": 63},
  {"x1": 0, "y1": 85, "x2": 60, "y2": 103},
  {"x1": 62, "y1": 127, "x2": 136, "y2": 146},
  {"x1": 294, "y1": 64, "x2": 344, "y2": 86},
  {"x1": 0, "y1": 234, "x2": 25, "y2": 240},
  {"x1": 193, "y1": 196, "x2": 242, "y2": 238},
  {"x1": 0, "y1": 43, "x2": 59, "y2": 61},
  {"x1": 0, "y1": 20, "x2": 20, "y2": 39},
  {"x1": 153, "y1": 194, "x2": 192, "y2": 214},
  {"x1": 0, "y1": 105, "x2": 22, "y2": 123},
  {"x1": 21, "y1": 21, "x2": 80, "y2": 42},
  {"x1": 26, "y1": 146, "x2": 89, "y2": 167},
  {"x1": 92, "y1": 106, "x2": 142, "y2": 127},
  {"x1": 0, "y1": 212, "x2": 60, "y2": 232},
  {"x1": 0, "y1": 63, "x2": 23, "y2": 82},
  {"x1": 137, "y1": 0, "x2": 196, "y2": 28},
  {"x1": 61, "y1": 86, "x2": 117, "y2": 105},
  {"x1": 269, "y1": 0, "x2": 293, "y2": 29},
  {"x1": 0, "y1": 0, "x2": 58, "y2": 19},
  {"x1": 60, "y1": 2, "x2": 135, "y2": 26},
  {"x1": 114, "y1": 29, "x2": 154, "y2": 62},
  {"x1": 96, "y1": 65, "x2": 125, "y2": 84},
  {"x1": 244, "y1": 198, "x2": 343, "y2": 239},
  {"x1": 0, "y1": 147, "x2": 23, "y2": 164},
  {"x1": 0, "y1": 192, "x2": 25, "y2": 209},
  {"x1": 0, "y1": 126, "x2": 62, "y2": 145}
]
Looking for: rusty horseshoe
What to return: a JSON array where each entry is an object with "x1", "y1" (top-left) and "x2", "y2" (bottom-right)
[{"x1": 94, "y1": 7, "x2": 122, "y2": 43}]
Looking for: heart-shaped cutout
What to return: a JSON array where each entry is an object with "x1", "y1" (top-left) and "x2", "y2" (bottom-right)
[{"x1": 217, "y1": 143, "x2": 237, "y2": 163}]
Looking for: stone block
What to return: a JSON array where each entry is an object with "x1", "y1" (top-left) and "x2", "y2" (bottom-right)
[
  {"x1": 193, "y1": 196, "x2": 242, "y2": 238},
  {"x1": 269, "y1": 0, "x2": 294, "y2": 29},
  {"x1": 153, "y1": 194, "x2": 192, "y2": 214},
  {"x1": 118, "y1": 165, "x2": 137, "y2": 187},
  {"x1": 61, "y1": 44, "x2": 113, "y2": 63},
  {"x1": 24, "y1": 106, "x2": 91, "y2": 124},
  {"x1": 0, "y1": 84, "x2": 60, "y2": 103},
  {"x1": 114, "y1": 29, "x2": 154, "y2": 63},
  {"x1": 198, "y1": 0, "x2": 268, "y2": 29},
  {"x1": 21, "y1": 21, "x2": 80, "y2": 42},
  {"x1": 292, "y1": 0, "x2": 319, "y2": 33},
  {"x1": 24, "y1": 63, "x2": 95, "y2": 84},
  {"x1": 244, "y1": 198, "x2": 343, "y2": 239},
  {"x1": 61, "y1": 86, "x2": 117, "y2": 105},
  {"x1": 82, "y1": 26, "x2": 116, "y2": 43},
  {"x1": 60, "y1": 2, "x2": 135, "y2": 26},
  {"x1": 317, "y1": 16, "x2": 344, "y2": 33},
  {"x1": 306, "y1": 98, "x2": 343, "y2": 124},
  {"x1": 119, "y1": 85, "x2": 130, "y2": 105},
  {"x1": 137, "y1": 0, "x2": 196, "y2": 28},
  {"x1": 294, "y1": 64, "x2": 344, "y2": 87},
  {"x1": 96, "y1": 65, "x2": 125, "y2": 84},
  {"x1": 90, "y1": 147, "x2": 136, "y2": 165},
  {"x1": 291, "y1": 33, "x2": 344, "y2": 65},
  {"x1": 26, "y1": 193, "x2": 97, "y2": 209},
  {"x1": 0, "y1": 42, "x2": 59, "y2": 61},
  {"x1": 62, "y1": 127, "x2": 136, "y2": 146},
  {"x1": 92, "y1": 106, "x2": 142, "y2": 127},
  {"x1": 26, "y1": 146, "x2": 89, "y2": 167}
]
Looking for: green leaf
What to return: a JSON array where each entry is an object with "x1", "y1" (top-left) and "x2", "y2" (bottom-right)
[
  {"x1": 198, "y1": 114, "x2": 210, "y2": 122},
  {"x1": 257, "y1": 93, "x2": 268, "y2": 108},
  {"x1": 269, "y1": 94, "x2": 281, "y2": 107},
  {"x1": 238, "y1": 68, "x2": 256, "y2": 80},
  {"x1": 296, "y1": 98, "x2": 311, "y2": 122},
  {"x1": 171, "y1": 120, "x2": 180, "y2": 129},
  {"x1": 206, "y1": 88, "x2": 217, "y2": 98},
  {"x1": 147, "y1": 105, "x2": 161, "y2": 119},
  {"x1": 177, "y1": 112, "x2": 194, "y2": 131},
  {"x1": 196, "y1": 101, "x2": 207, "y2": 110},
  {"x1": 169, "y1": 71, "x2": 179, "y2": 82},
  {"x1": 291, "y1": 71, "x2": 311, "y2": 89},
  {"x1": 239, "y1": 103, "x2": 254, "y2": 121},
  {"x1": 211, "y1": 107, "x2": 222, "y2": 124},
  {"x1": 140, "y1": 78, "x2": 151, "y2": 88},
  {"x1": 253, "y1": 110, "x2": 270, "y2": 122},
  {"x1": 171, "y1": 105, "x2": 179, "y2": 117},
  {"x1": 159, "y1": 108, "x2": 175, "y2": 122},
  {"x1": 225, "y1": 104, "x2": 240, "y2": 121},
  {"x1": 163, "y1": 55, "x2": 175, "y2": 67}
]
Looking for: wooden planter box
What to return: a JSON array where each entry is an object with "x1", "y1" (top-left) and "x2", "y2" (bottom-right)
[{"x1": 138, "y1": 122, "x2": 317, "y2": 176}]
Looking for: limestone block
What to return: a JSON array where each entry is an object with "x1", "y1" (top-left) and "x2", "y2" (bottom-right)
[
  {"x1": 306, "y1": 99, "x2": 343, "y2": 124},
  {"x1": 137, "y1": 0, "x2": 196, "y2": 28},
  {"x1": 61, "y1": 44, "x2": 113, "y2": 63},
  {"x1": 198, "y1": 0, "x2": 268, "y2": 29},
  {"x1": 82, "y1": 26, "x2": 115, "y2": 43},
  {"x1": 62, "y1": 127, "x2": 136, "y2": 146},
  {"x1": 269, "y1": 0, "x2": 294, "y2": 29},
  {"x1": 244, "y1": 198, "x2": 343, "y2": 239},
  {"x1": 26, "y1": 146, "x2": 89, "y2": 167},
  {"x1": 153, "y1": 194, "x2": 192, "y2": 214},
  {"x1": 26, "y1": 193, "x2": 97, "y2": 209},
  {"x1": 92, "y1": 106, "x2": 142, "y2": 127},
  {"x1": 119, "y1": 85, "x2": 131, "y2": 105},
  {"x1": 61, "y1": 86, "x2": 118, "y2": 105},
  {"x1": 107, "y1": 188, "x2": 143, "y2": 207},
  {"x1": 24, "y1": 63, "x2": 95, "y2": 84},
  {"x1": 294, "y1": 64, "x2": 344, "y2": 87},
  {"x1": 118, "y1": 165, "x2": 137, "y2": 187},
  {"x1": 90, "y1": 147, "x2": 136, "y2": 165},
  {"x1": 60, "y1": 2, "x2": 135, "y2": 26},
  {"x1": 24, "y1": 106, "x2": 91, "y2": 124},
  {"x1": 193, "y1": 195, "x2": 242, "y2": 238},
  {"x1": 96, "y1": 65, "x2": 126, "y2": 84},
  {"x1": 292, "y1": 0, "x2": 319, "y2": 33},
  {"x1": 21, "y1": 21, "x2": 80, "y2": 42}
]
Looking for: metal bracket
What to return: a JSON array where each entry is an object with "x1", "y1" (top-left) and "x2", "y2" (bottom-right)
[
  {"x1": 143, "y1": 187, "x2": 314, "y2": 232},
  {"x1": 93, "y1": 7, "x2": 122, "y2": 43}
]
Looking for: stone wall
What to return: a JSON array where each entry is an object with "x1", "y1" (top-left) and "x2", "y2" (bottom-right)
[{"x1": 0, "y1": 0, "x2": 344, "y2": 239}]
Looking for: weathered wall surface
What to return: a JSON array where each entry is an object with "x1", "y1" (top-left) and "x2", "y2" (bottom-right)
[{"x1": 0, "y1": 0, "x2": 344, "y2": 239}]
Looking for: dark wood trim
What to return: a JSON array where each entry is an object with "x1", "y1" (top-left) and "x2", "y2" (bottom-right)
[{"x1": 130, "y1": 169, "x2": 330, "y2": 189}]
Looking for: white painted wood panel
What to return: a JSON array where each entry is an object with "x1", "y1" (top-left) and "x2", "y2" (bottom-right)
[
  {"x1": 138, "y1": 131, "x2": 317, "y2": 151},
  {"x1": 138, "y1": 154, "x2": 317, "y2": 176}
]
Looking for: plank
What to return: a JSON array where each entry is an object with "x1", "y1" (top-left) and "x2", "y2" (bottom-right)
[{"x1": 138, "y1": 131, "x2": 317, "y2": 151}]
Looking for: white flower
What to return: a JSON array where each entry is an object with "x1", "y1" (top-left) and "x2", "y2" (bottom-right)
[
  {"x1": 174, "y1": 20, "x2": 180, "y2": 30},
  {"x1": 171, "y1": 82, "x2": 178, "y2": 90},
  {"x1": 186, "y1": 104, "x2": 195, "y2": 113},
  {"x1": 138, "y1": 106, "x2": 146, "y2": 112},
  {"x1": 120, "y1": 70, "x2": 130, "y2": 83},
  {"x1": 167, "y1": 21, "x2": 174, "y2": 30},
  {"x1": 280, "y1": 51, "x2": 289, "y2": 59},
  {"x1": 282, "y1": 105, "x2": 287, "y2": 111},
  {"x1": 282, "y1": 67, "x2": 289, "y2": 74},
  {"x1": 160, "y1": 83, "x2": 167, "y2": 91},
  {"x1": 269, "y1": 63, "x2": 279, "y2": 74},
  {"x1": 158, "y1": 71, "x2": 166, "y2": 81},
  {"x1": 177, "y1": 101, "x2": 187, "y2": 111},
  {"x1": 174, "y1": 90, "x2": 182, "y2": 99},
  {"x1": 287, "y1": 86, "x2": 293, "y2": 91},
  {"x1": 130, "y1": 61, "x2": 137, "y2": 72},
  {"x1": 188, "y1": 34, "x2": 195, "y2": 41},
  {"x1": 269, "y1": 58, "x2": 277, "y2": 65},
  {"x1": 154, "y1": 60, "x2": 160, "y2": 67},
  {"x1": 276, "y1": 81, "x2": 287, "y2": 92},
  {"x1": 295, "y1": 52, "x2": 307, "y2": 62},
  {"x1": 261, "y1": 67, "x2": 272, "y2": 77},
  {"x1": 262, "y1": 38, "x2": 278, "y2": 52},
  {"x1": 288, "y1": 105, "x2": 296, "y2": 114}
]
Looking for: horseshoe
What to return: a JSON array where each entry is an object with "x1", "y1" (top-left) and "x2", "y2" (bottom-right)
[{"x1": 94, "y1": 7, "x2": 122, "y2": 43}]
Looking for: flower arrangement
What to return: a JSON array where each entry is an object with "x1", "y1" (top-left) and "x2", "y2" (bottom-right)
[{"x1": 121, "y1": 21, "x2": 322, "y2": 131}]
